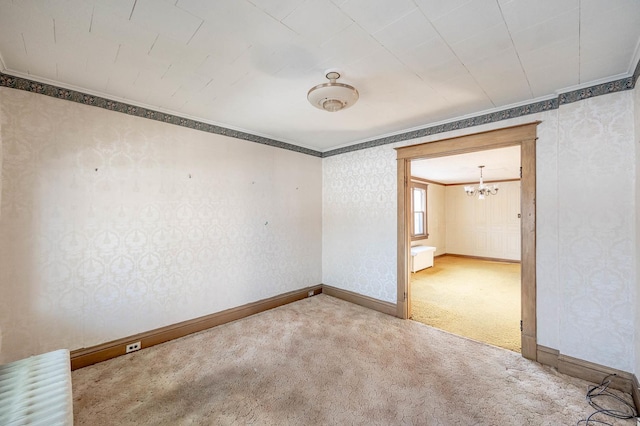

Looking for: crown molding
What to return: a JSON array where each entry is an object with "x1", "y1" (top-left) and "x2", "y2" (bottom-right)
[
  {"x1": 323, "y1": 70, "x2": 637, "y2": 158},
  {"x1": 322, "y1": 98, "x2": 557, "y2": 157},
  {"x1": 558, "y1": 74, "x2": 634, "y2": 105},
  {"x1": 1, "y1": 54, "x2": 638, "y2": 160},
  {"x1": 0, "y1": 70, "x2": 323, "y2": 158},
  {"x1": 322, "y1": 93, "x2": 559, "y2": 154},
  {"x1": 630, "y1": 38, "x2": 640, "y2": 84}
]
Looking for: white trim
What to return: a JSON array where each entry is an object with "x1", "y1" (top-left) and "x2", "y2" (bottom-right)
[
  {"x1": 564, "y1": 72, "x2": 633, "y2": 93},
  {"x1": 321, "y1": 70, "x2": 636, "y2": 153}
]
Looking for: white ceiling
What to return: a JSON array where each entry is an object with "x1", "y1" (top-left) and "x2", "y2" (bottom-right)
[
  {"x1": 411, "y1": 146, "x2": 520, "y2": 184},
  {"x1": 0, "y1": 0, "x2": 639, "y2": 153}
]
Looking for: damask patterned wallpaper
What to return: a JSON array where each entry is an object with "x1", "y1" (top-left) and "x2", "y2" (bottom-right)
[
  {"x1": 322, "y1": 146, "x2": 398, "y2": 303},
  {"x1": 0, "y1": 82, "x2": 636, "y2": 374},
  {"x1": 0, "y1": 104, "x2": 3, "y2": 358},
  {"x1": 635, "y1": 81, "x2": 640, "y2": 377},
  {"x1": 0, "y1": 87, "x2": 322, "y2": 363},
  {"x1": 323, "y1": 113, "x2": 557, "y2": 301},
  {"x1": 556, "y1": 93, "x2": 635, "y2": 371},
  {"x1": 323, "y1": 94, "x2": 636, "y2": 373}
]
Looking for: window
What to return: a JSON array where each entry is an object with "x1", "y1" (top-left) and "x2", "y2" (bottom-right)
[{"x1": 411, "y1": 180, "x2": 428, "y2": 240}]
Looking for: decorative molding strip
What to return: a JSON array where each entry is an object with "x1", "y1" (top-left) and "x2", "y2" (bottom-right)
[
  {"x1": 2, "y1": 60, "x2": 639, "y2": 160},
  {"x1": 0, "y1": 72, "x2": 323, "y2": 158},
  {"x1": 70, "y1": 283, "x2": 397, "y2": 370},
  {"x1": 633, "y1": 57, "x2": 640, "y2": 86},
  {"x1": 633, "y1": 375, "x2": 640, "y2": 418},
  {"x1": 537, "y1": 345, "x2": 637, "y2": 398},
  {"x1": 536, "y1": 345, "x2": 559, "y2": 369},
  {"x1": 323, "y1": 98, "x2": 558, "y2": 157},
  {"x1": 321, "y1": 284, "x2": 397, "y2": 316},
  {"x1": 443, "y1": 253, "x2": 521, "y2": 264},
  {"x1": 323, "y1": 70, "x2": 639, "y2": 157},
  {"x1": 558, "y1": 75, "x2": 635, "y2": 105},
  {"x1": 67, "y1": 283, "x2": 639, "y2": 420},
  {"x1": 70, "y1": 284, "x2": 323, "y2": 370}
]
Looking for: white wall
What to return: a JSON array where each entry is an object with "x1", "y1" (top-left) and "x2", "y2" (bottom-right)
[
  {"x1": 323, "y1": 146, "x2": 397, "y2": 303},
  {"x1": 323, "y1": 111, "x2": 557, "y2": 302},
  {"x1": 1, "y1": 83, "x2": 636, "y2": 376},
  {"x1": 635, "y1": 78, "x2": 640, "y2": 378},
  {"x1": 445, "y1": 181, "x2": 521, "y2": 260},
  {"x1": 0, "y1": 87, "x2": 323, "y2": 363},
  {"x1": 323, "y1": 91, "x2": 637, "y2": 372},
  {"x1": 0, "y1": 96, "x2": 2, "y2": 357},
  {"x1": 556, "y1": 93, "x2": 635, "y2": 370},
  {"x1": 411, "y1": 180, "x2": 520, "y2": 261}
]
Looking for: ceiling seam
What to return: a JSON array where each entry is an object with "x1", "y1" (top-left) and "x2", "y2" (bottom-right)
[
  {"x1": 496, "y1": 1, "x2": 534, "y2": 99},
  {"x1": 578, "y1": 0, "x2": 582, "y2": 84},
  {"x1": 128, "y1": 0, "x2": 137, "y2": 21},
  {"x1": 186, "y1": 20, "x2": 204, "y2": 46},
  {"x1": 412, "y1": 2, "x2": 495, "y2": 108},
  {"x1": 364, "y1": 7, "x2": 438, "y2": 90},
  {"x1": 89, "y1": 5, "x2": 95, "y2": 33}
]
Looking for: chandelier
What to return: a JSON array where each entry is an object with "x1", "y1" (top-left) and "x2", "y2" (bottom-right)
[{"x1": 464, "y1": 165, "x2": 498, "y2": 199}]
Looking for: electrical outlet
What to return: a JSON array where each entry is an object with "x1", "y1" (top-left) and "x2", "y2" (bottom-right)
[
  {"x1": 308, "y1": 290, "x2": 314, "y2": 297},
  {"x1": 126, "y1": 341, "x2": 141, "y2": 353}
]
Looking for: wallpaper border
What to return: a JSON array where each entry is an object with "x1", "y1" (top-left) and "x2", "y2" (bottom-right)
[
  {"x1": 0, "y1": 72, "x2": 322, "y2": 158},
  {"x1": 323, "y1": 98, "x2": 558, "y2": 157},
  {"x1": 1, "y1": 65, "x2": 638, "y2": 159},
  {"x1": 323, "y1": 73, "x2": 637, "y2": 157}
]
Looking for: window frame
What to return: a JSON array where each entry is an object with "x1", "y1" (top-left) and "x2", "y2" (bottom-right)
[{"x1": 410, "y1": 180, "x2": 429, "y2": 241}]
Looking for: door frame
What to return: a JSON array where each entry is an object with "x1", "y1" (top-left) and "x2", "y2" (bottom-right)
[{"x1": 395, "y1": 122, "x2": 539, "y2": 360}]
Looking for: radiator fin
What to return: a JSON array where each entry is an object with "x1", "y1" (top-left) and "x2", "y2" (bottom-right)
[{"x1": 0, "y1": 349, "x2": 73, "y2": 426}]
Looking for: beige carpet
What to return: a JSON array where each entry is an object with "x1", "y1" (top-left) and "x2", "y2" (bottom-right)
[
  {"x1": 411, "y1": 255, "x2": 521, "y2": 352},
  {"x1": 72, "y1": 295, "x2": 635, "y2": 425}
]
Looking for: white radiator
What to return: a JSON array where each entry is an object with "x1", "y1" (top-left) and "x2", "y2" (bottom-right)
[
  {"x1": 0, "y1": 349, "x2": 73, "y2": 426},
  {"x1": 411, "y1": 245, "x2": 436, "y2": 272}
]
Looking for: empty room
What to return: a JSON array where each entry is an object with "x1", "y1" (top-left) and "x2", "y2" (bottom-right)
[
  {"x1": 1, "y1": 1, "x2": 640, "y2": 425},
  {"x1": 408, "y1": 148, "x2": 523, "y2": 353}
]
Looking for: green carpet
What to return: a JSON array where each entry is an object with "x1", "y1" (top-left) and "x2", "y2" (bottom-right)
[{"x1": 410, "y1": 255, "x2": 521, "y2": 352}]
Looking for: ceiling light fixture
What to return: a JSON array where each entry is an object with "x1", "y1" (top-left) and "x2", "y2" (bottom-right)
[
  {"x1": 464, "y1": 165, "x2": 499, "y2": 200},
  {"x1": 307, "y1": 71, "x2": 359, "y2": 112}
]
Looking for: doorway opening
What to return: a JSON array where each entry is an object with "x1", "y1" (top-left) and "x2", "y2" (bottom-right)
[
  {"x1": 395, "y1": 122, "x2": 539, "y2": 361},
  {"x1": 408, "y1": 148, "x2": 522, "y2": 352}
]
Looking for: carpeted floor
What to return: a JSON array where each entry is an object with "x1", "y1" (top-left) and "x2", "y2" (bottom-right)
[
  {"x1": 411, "y1": 255, "x2": 521, "y2": 352},
  {"x1": 72, "y1": 294, "x2": 635, "y2": 425}
]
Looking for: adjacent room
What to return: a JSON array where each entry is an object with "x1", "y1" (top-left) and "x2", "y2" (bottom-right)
[
  {"x1": 409, "y1": 147, "x2": 522, "y2": 353},
  {"x1": 1, "y1": 1, "x2": 640, "y2": 424}
]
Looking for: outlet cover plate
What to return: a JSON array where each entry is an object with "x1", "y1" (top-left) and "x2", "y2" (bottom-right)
[{"x1": 126, "y1": 342, "x2": 141, "y2": 353}]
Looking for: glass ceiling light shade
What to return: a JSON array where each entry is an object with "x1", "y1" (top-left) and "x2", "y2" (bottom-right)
[
  {"x1": 464, "y1": 165, "x2": 499, "y2": 200},
  {"x1": 307, "y1": 71, "x2": 359, "y2": 112}
]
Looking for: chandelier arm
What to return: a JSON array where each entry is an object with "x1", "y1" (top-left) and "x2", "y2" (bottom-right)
[{"x1": 463, "y1": 165, "x2": 500, "y2": 199}]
